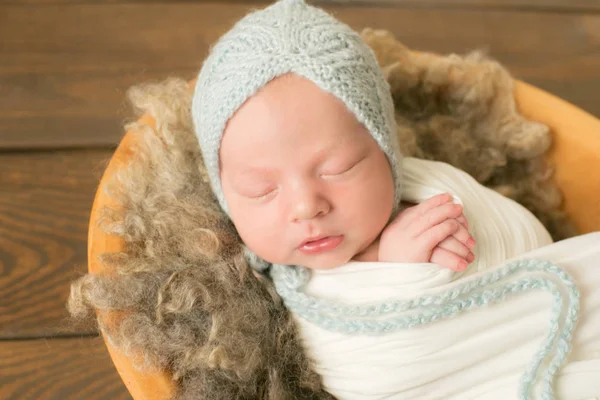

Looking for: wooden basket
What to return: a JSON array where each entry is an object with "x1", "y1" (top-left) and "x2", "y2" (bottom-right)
[{"x1": 88, "y1": 80, "x2": 600, "y2": 400}]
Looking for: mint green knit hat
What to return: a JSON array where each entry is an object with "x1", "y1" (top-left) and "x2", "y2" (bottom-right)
[{"x1": 192, "y1": 0, "x2": 402, "y2": 218}]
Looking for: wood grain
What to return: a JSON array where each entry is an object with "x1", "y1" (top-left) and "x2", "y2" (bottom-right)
[
  {"x1": 0, "y1": 337, "x2": 131, "y2": 400},
  {"x1": 1, "y1": 3, "x2": 599, "y2": 149},
  {"x1": 321, "y1": 0, "x2": 600, "y2": 11},
  {"x1": 0, "y1": 71, "x2": 185, "y2": 149},
  {"x1": 0, "y1": 149, "x2": 114, "y2": 338},
  {"x1": 2, "y1": 0, "x2": 599, "y2": 12}
]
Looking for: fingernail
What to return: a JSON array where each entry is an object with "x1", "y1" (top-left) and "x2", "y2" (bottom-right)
[
  {"x1": 467, "y1": 252, "x2": 475, "y2": 262},
  {"x1": 467, "y1": 237, "x2": 476, "y2": 248},
  {"x1": 458, "y1": 260, "x2": 468, "y2": 271}
]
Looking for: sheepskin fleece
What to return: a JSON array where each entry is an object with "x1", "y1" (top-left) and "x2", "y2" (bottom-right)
[{"x1": 68, "y1": 30, "x2": 575, "y2": 400}]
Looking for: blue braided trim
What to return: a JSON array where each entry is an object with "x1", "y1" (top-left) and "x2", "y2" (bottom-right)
[{"x1": 270, "y1": 258, "x2": 580, "y2": 400}]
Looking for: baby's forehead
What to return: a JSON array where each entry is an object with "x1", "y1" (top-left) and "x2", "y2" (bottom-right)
[
  {"x1": 223, "y1": 74, "x2": 367, "y2": 142},
  {"x1": 241, "y1": 76, "x2": 365, "y2": 127},
  {"x1": 248, "y1": 73, "x2": 361, "y2": 115},
  {"x1": 220, "y1": 128, "x2": 372, "y2": 180}
]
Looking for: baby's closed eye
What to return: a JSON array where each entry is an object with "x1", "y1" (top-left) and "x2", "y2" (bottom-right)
[
  {"x1": 246, "y1": 188, "x2": 278, "y2": 200},
  {"x1": 233, "y1": 180, "x2": 278, "y2": 200},
  {"x1": 320, "y1": 155, "x2": 366, "y2": 178}
]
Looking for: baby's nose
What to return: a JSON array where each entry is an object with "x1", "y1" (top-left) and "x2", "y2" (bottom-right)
[{"x1": 289, "y1": 188, "x2": 331, "y2": 222}]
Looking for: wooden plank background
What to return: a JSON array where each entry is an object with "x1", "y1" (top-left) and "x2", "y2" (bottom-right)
[
  {"x1": 1, "y1": 0, "x2": 598, "y2": 398},
  {"x1": 0, "y1": 150, "x2": 109, "y2": 338},
  {"x1": 0, "y1": 338, "x2": 131, "y2": 400},
  {"x1": 2, "y1": 2, "x2": 600, "y2": 149}
]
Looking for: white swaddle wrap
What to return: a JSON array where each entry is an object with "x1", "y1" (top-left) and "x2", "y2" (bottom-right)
[{"x1": 283, "y1": 158, "x2": 600, "y2": 399}]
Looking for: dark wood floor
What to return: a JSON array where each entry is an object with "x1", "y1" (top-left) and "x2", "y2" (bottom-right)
[{"x1": 1, "y1": 1, "x2": 599, "y2": 399}]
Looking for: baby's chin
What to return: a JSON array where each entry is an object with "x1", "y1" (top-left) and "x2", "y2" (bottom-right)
[
  {"x1": 290, "y1": 251, "x2": 354, "y2": 271},
  {"x1": 259, "y1": 251, "x2": 349, "y2": 270}
]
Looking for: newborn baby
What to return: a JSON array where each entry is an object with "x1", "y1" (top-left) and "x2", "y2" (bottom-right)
[
  {"x1": 192, "y1": 1, "x2": 600, "y2": 399},
  {"x1": 195, "y1": 0, "x2": 475, "y2": 274}
]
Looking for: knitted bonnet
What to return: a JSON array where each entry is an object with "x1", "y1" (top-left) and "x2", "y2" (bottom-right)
[{"x1": 192, "y1": 0, "x2": 402, "y2": 224}]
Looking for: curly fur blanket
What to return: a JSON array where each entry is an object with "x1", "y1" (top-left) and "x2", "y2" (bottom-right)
[{"x1": 68, "y1": 29, "x2": 576, "y2": 399}]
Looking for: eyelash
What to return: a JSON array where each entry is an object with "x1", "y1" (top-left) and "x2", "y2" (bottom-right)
[
  {"x1": 245, "y1": 158, "x2": 364, "y2": 200},
  {"x1": 249, "y1": 187, "x2": 278, "y2": 201},
  {"x1": 321, "y1": 158, "x2": 362, "y2": 178}
]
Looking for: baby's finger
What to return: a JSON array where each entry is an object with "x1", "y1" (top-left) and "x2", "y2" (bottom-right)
[
  {"x1": 452, "y1": 220, "x2": 476, "y2": 249},
  {"x1": 412, "y1": 193, "x2": 453, "y2": 219},
  {"x1": 411, "y1": 203, "x2": 463, "y2": 237},
  {"x1": 417, "y1": 219, "x2": 461, "y2": 252},
  {"x1": 437, "y1": 236, "x2": 474, "y2": 261},
  {"x1": 456, "y1": 214, "x2": 468, "y2": 229},
  {"x1": 430, "y1": 247, "x2": 469, "y2": 271}
]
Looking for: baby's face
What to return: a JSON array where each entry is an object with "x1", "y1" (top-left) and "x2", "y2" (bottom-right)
[{"x1": 220, "y1": 74, "x2": 394, "y2": 270}]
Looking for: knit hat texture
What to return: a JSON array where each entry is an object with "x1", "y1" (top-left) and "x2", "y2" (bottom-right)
[{"x1": 192, "y1": 0, "x2": 402, "y2": 217}]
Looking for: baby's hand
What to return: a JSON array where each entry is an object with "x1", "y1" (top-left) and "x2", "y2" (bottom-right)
[{"x1": 378, "y1": 193, "x2": 476, "y2": 271}]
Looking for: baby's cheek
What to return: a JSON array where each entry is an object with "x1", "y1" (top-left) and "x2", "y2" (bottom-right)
[{"x1": 237, "y1": 211, "x2": 290, "y2": 264}]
